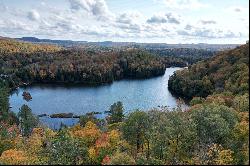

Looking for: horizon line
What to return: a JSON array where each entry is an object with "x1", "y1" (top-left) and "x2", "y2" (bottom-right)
[{"x1": 1, "y1": 35, "x2": 247, "y2": 45}]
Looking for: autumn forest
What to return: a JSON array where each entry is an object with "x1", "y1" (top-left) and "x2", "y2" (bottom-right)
[{"x1": 0, "y1": 35, "x2": 248, "y2": 165}]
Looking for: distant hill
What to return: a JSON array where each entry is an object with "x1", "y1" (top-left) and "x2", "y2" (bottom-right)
[
  {"x1": 15, "y1": 36, "x2": 240, "y2": 50},
  {"x1": 15, "y1": 37, "x2": 87, "y2": 47},
  {"x1": 0, "y1": 37, "x2": 62, "y2": 54},
  {"x1": 168, "y1": 43, "x2": 249, "y2": 99}
]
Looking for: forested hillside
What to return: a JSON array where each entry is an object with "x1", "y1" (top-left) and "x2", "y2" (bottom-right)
[
  {"x1": 0, "y1": 38, "x2": 62, "y2": 54},
  {"x1": 0, "y1": 38, "x2": 169, "y2": 88},
  {"x1": 168, "y1": 43, "x2": 249, "y2": 99},
  {"x1": 148, "y1": 48, "x2": 215, "y2": 64},
  {"x1": 1, "y1": 38, "x2": 220, "y2": 90}
]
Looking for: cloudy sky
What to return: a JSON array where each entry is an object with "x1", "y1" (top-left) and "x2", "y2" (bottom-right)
[{"x1": 0, "y1": 0, "x2": 249, "y2": 43}]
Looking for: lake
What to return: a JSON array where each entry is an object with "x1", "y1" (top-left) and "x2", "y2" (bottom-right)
[{"x1": 9, "y1": 67, "x2": 186, "y2": 129}]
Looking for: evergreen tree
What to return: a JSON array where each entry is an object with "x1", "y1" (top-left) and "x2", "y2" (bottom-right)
[
  {"x1": 107, "y1": 101, "x2": 124, "y2": 124},
  {"x1": 18, "y1": 104, "x2": 38, "y2": 136}
]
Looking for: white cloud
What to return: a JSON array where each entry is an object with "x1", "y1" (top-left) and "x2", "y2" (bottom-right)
[
  {"x1": 178, "y1": 25, "x2": 242, "y2": 39},
  {"x1": 234, "y1": 8, "x2": 241, "y2": 12},
  {"x1": 68, "y1": 0, "x2": 113, "y2": 20},
  {"x1": 200, "y1": 20, "x2": 216, "y2": 25},
  {"x1": 116, "y1": 11, "x2": 142, "y2": 24},
  {"x1": 0, "y1": 0, "x2": 248, "y2": 43},
  {"x1": 184, "y1": 24, "x2": 193, "y2": 30},
  {"x1": 165, "y1": 13, "x2": 181, "y2": 24},
  {"x1": 155, "y1": 0, "x2": 209, "y2": 10},
  {"x1": 0, "y1": 20, "x2": 33, "y2": 34},
  {"x1": 27, "y1": 10, "x2": 40, "y2": 21},
  {"x1": 147, "y1": 13, "x2": 180, "y2": 24},
  {"x1": 112, "y1": 11, "x2": 145, "y2": 34},
  {"x1": 41, "y1": 1, "x2": 46, "y2": 6},
  {"x1": 225, "y1": 6, "x2": 249, "y2": 14},
  {"x1": 0, "y1": 3, "x2": 8, "y2": 12},
  {"x1": 147, "y1": 15, "x2": 167, "y2": 24}
]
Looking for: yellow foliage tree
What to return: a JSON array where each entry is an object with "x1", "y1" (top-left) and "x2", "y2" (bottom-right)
[
  {"x1": 70, "y1": 121, "x2": 101, "y2": 146},
  {"x1": 0, "y1": 149, "x2": 29, "y2": 165},
  {"x1": 215, "y1": 149, "x2": 234, "y2": 165},
  {"x1": 108, "y1": 130, "x2": 121, "y2": 145},
  {"x1": 207, "y1": 144, "x2": 234, "y2": 165}
]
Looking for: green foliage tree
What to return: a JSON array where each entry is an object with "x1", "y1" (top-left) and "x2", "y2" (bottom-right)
[
  {"x1": 190, "y1": 104, "x2": 238, "y2": 146},
  {"x1": 107, "y1": 101, "x2": 124, "y2": 124},
  {"x1": 0, "y1": 82, "x2": 10, "y2": 122},
  {"x1": 109, "y1": 152, "x2": 136, "y2": 165},
  {"x1": 79, "y1": 114, "x2": 96, "y2": 127},
  {"x1": 233, "y1": 93, "x2": 249, "y2": 112},
  {"x1": 18, "y1": 104, "x2": 38, "y2": 136},
  {"x1": 0, "y1": 83, "x2": 18, "y2": 124},
  {"x1": 147, "y1": 109, "x2": 197, "y2": 164},
  {"x1": 190, "y1": 97, "x2": 205, "y2": 106},
  {"x1": 122, "y1": 110, "x2": 150, "y2": 156},
  {"x1": 43, "y1": 129, "x2": 89, "y2": 165}
]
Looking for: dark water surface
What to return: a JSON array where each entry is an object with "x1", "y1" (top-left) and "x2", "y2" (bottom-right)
[{"x1": 9, "y1": 67, "x2": 185, "y2": 129}]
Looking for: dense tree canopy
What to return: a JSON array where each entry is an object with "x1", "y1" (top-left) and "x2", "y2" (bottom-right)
[
  {"x1": 148, "y1": 47, "x2": 216, "y2": 65},
  {"x1": 0, "y1": 38, "x2": 172, "y2": 88},
  {"x1": 0, "y1": 39, "x2": 248, "y2": 165},
  {"x1": 168, "y1": 43, "x2": 249, "y2": 99}
]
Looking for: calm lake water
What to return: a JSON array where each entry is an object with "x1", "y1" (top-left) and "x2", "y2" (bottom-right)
[{"x1": 9, "y1": 67, "x2": 186, "y2": 129}]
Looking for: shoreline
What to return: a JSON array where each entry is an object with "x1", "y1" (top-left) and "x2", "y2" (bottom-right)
[
  {"x1": 10, "y1": 66, "x2": 187, "y2": 93},
  {"x1": 9, "y1": 67, "x2": 189, "y2": 126}
]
